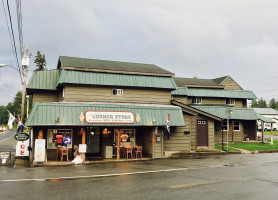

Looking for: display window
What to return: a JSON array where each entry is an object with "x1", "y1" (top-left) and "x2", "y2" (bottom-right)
[
  {"x1": 47, "y1": 129, "x2": 73, "y2": 149},
  {"x1": 114, "y1": 129, "x2": 136, "y2": 147}
]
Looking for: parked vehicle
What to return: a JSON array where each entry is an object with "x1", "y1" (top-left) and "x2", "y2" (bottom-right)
[
  {"x1": 257, "y1": 121, "x2": 277, "y2": 131},
  {"x1": 0, "y1": 126, "x2": 7, "y2": 132}
]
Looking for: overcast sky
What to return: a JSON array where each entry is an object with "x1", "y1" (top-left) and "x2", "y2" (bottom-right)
[{"x1": 1, "y1": 0, "x2": 278, "y2": 106}]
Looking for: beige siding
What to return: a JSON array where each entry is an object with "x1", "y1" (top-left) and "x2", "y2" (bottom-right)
[
  {"x1": 215, "y1": 121, "x2": 245, "y2": 143},
  {"x1": 172, "y1": 96, "x2": 188, "y2": 104},
  {"x1": 163, "y1": 113, "x2": 191, "y2": 152},
  {"x1": 202, "y1": 98, "x2": 225, "y2": 105},
  {"x1": 32, "y1": 92, "x2": 59, "y2": 106},
  {"x1": 234, "y1": 99, "x2": 244, "y2": 108},
  {"x1": 64, "y1": 86, "x2": 171, "y2": 105},
  {"x1": 222, "y1": 77, "x2": 242, "y2": 90}
]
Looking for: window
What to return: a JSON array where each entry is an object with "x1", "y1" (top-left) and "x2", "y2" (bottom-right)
[
  {"x1": 234, "y1": 121, "x2": 240, "y2": 131},
  {"x1": 223, "y1": 120, "x2": 228, "y2": 131},
  {"x1": 192, "y1": 97, "x2": 202, "y2": 104},
  {"x1": 226, "y1": 98, "x2": 235, "y2": 105},
  {"x1": 112, "y1": 89, "x2": 123, "y2": 96},
  {"x1": 47, "y1": 129, "x2": 73, "y2": 149}
]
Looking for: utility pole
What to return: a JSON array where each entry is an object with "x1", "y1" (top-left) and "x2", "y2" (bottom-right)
[{"x1": 21, "y1": 46, "x2": 29, "y2": 122}]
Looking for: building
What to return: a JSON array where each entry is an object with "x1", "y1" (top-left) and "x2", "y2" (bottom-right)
[
  {"x1": 254, "y1": 108, "x2": 278, "y2": 131},
  {"x1": 25, "y1": 56, "x2": 271, "y2": 163}
]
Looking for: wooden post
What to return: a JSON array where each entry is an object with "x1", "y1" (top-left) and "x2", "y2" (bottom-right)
[
  {"x1": 81, "y1": 128, "x2": 86, "y2": 162},
  {"x1": 38, "y1": 129, "x2": 43, "y2": 139},
  {"x1": 232, "y1": 120, "x2": 234, "y2": 143},
  {"x1": 270, "y1": 123, "x2": 273, "y2": 145},
  {"x1": 117, "y1": 129, "x2": 121, "y2": 160},
  {"x1": 152, "y1": 129, "x2": 155, "y2": 159},
  {"x1": 261, "y1": 121, "x2": 264, "y2": 143},
  {"x1": 221, "y1": 121, "x2": 224, "y2": 151}
]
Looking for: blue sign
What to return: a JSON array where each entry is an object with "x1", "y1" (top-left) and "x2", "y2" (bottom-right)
[{"x1": 63, "y1": 136, "x2": 71, "y2": 145}]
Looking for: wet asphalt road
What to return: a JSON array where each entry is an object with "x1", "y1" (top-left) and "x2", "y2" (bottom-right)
[
  {"x1": 0, "y1": 130, "x2": 16, "y2": 151},
  {"x1": 1, "y1": 153, "x2": 278, "y2": 200}
]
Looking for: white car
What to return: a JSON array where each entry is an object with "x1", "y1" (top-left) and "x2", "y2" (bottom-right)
[{"x1": 0, "y1": 126, "x2": 7, "y2": 132}]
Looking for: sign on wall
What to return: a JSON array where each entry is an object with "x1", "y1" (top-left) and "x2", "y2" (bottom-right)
[
  {"x1": 85, "y1": 111, "x2": 135, "y2": 124},
  {"x1": 16, "y1": 140, "x2": 29, "y2": 156},
  {"x1": 34, "y1": 139, "x2": 45, "y2": 162},
  {"x1": 79, "y1": 144, "x2": 87, "y2": 153}
]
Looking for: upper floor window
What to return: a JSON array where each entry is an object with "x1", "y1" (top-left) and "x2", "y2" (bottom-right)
[
  {"x1": 226, "y1": 98, "x2": 235, "y2": 105},
  {"x1": 112, "y1": 89, "x2": 123, "y2": 96},
  {"x1": 192, "y1": 97, "x2": 202, "y2": 104}
]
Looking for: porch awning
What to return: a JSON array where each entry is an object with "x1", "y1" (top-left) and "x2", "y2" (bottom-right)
[{"x1": 25, "y1": 102, "x2": 185, "y2": 127}]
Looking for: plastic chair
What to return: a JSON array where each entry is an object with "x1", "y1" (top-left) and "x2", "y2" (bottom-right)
[
  {"x1": 60, "y1": 148, "x2": 69, "y2": 161},
  {"x1": 135, "y1": 146, "x2": 142, "y2": 158},
  {"x1": 125, "y1": 147, "x2": 133, "y2": 159}
]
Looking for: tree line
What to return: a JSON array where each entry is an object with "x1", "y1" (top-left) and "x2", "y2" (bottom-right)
[{"x1": 252, "y1": 98, "x2": 278, "y2": 109}]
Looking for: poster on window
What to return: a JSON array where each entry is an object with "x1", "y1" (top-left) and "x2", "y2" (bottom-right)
[
  {"x1": 16, "y1": 140, "x2": 29, "y2": 156},
  {"x1": 34, "y1": 139, "x2": 45, "y2": 162}
]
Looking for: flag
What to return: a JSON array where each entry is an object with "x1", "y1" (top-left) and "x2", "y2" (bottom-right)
[
  {"x1": 164, "y1": 114, "x2": 170, "y2": 140},
  {"x1": 7, "y1": 111, "x2": 15, "y2": 129}
]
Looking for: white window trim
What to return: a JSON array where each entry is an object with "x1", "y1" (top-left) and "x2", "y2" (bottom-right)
[
  {"x1": 112, "y1": 88, "x2": 123, "y2": 96},
  {"x1": 226, "y1": 98, "x2": 235, "y2": 105},
  {"x1": 192, "y1": 97, "x2": 202, "y2": 104},
  {"x1": 234, "y1": 121, "x2": 240, "y2": 131}
]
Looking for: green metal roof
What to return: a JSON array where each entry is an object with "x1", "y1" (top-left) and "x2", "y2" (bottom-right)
[
  {"x1": 25, "y1": 102, "x2": 185, "y2": 127},
  {"x1": 57, "y1": 70, "x2": 177, "y2": 89},
  {"x1": 171, "y1": 87, "x2": 256, "y2": 99},
  {"x1": 191, "y1": 105, "x2": 273, "y2": 122},
  {"x1": 213, "y1": 76, "x2": 229, "y2": 84},
  {"x1": 27, "y1": 70, "x2": 61, "y2": 92},
  {"x1": 58, "y1": 56, "x2": 174, "y2": 76}
]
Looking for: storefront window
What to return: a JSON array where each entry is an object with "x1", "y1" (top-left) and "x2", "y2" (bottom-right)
[
  {"x1": 47, "y1": 129, "x2": 73, "y2": 149},
  {"x1": 114, "y1": 129, "x2": 136, "y2": 147}
]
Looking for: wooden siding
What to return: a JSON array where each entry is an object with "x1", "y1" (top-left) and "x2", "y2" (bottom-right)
[
  {"x1": 163, "y1": 113, "x2": 191, "y2": 152},
  {"x1": 222, "y1": 77, "x2": 242, "y2": 90},
  {"x1": 172, "y1": 96, "x2": 188, "y2": 105},
  {"x1": 234, "y1": 99, "x2": 244, "y2": 108},
  {"x1": 64, "y1": 85, "x2": 171, "y2": 105},
  {"x1": 32, "y1": 92, "x2": 59, "y2": 106},
  {"x1": 215, "y1": 121, "x2": 245, "y2": 143}
]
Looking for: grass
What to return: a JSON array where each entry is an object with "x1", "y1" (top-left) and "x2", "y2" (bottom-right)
[
  {"x1": 257, "y1": 131, "x2": 278, "y2": 136},
  {"x1": 228, "y1": 140, "x2": 278, "y2": 151},
  {"x1": 215, "y1": 144, "x2": 241, "y2": 152}
]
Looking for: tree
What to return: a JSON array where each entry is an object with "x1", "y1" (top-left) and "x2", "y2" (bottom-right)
[
  {"x1": 257, "y1": 97, "x2": 267, "y2": 108},
  {"x1": 269, "y1": 98, "x2": 277, "y2": 109},
  {"x1": 34, "y1": 51, "x2": 47, "y2": 71},
  {"x1": 251, "y1": 99, "x2": 258, "y2": 108}
]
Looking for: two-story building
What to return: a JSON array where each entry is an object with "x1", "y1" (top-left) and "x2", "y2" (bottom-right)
[{"x1": 25, "y1": 56, "x2": 272, "y2": 163}]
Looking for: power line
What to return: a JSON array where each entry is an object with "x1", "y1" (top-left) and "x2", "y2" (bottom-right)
[
  {"x1": 16, "y1": 0, "x2": 24, "y2": 57},
  {"x1": 1, "y1": 0, "x2": 23, "y2": 84},
  {"x1": 243, "y1": 76, "x2": 278, "y2": 85}
]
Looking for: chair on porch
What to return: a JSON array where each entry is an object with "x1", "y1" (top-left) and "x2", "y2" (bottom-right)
[
  {"x1": 60, "y1": 147, "x2": 69, "y2": 161},
  {"x1": 134, "y1": 146, "x2": 142, "y2": 159},
  {"x1": 124, "y1": 147, "x2": 133, "y2": 159},
  {"x1": 56, "y1": 146, "x2": 62, "y2": 160}
]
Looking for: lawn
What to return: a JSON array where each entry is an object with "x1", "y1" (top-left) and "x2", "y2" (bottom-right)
[
  {"x1": 228, "y1": 141, "x2": 278, "y2": 151},
  {"x1": 257, "y1": 131, "x2": 278, "y2": 136},
  {"x1": 215, "y1": 144, "x2": 241, "y2": 152}
]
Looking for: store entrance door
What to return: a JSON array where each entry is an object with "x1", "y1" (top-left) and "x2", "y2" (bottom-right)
[{"x1": 86, "y1": 127, "x2": 102, "y2": 157}]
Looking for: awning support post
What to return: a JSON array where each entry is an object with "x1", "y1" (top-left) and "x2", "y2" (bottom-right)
[
  {"x1": 270, "y1": 123, "x2": 273, "y2": 145},
  {"x1": 261, "y1": 121, "x2": 264, "y2": 143}
]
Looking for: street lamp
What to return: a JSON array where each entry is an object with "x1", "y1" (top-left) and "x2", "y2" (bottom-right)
[
  {"x1": 0, "y1": 64, "x2": 21, "y2": 72},
  {"x1": 226, "y1": 108, "x2": 233, "y2": 152}
]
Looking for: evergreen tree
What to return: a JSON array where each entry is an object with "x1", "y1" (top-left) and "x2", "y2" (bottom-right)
[
  {"x1": 257, "y1": 97, "x2": 267, "y2": 108},
  {"x1": 34, "y1": 51, "x2": 47, "y2": 71},
  {"x1": 251, "y1": 99, "x2": 258, "y2": 108},
  {"x1": 269, "y1": 98, "x2": 277, "y2": 109}
]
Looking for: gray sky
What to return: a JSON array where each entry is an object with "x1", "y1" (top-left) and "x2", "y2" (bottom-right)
[{"x1": 1, "y1": 0, "x2": 278, "y2": 106}]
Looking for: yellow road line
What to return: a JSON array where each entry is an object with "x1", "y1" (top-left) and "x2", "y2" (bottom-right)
[{"x1": 169, "y1": 180, "x2": 221, "y2": 189}]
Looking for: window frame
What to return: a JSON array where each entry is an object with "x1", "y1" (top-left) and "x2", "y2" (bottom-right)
[
  {"x1": 234, "y1": 121, "x2": 240, "y2": 131},
  {"x1": 226, "y1": 98, "x2": 235, "y2": 105},
  {"x1": 192, "y1": 97, "x2": 202, "y2": 104},
  {"x1": 112, "y1": 88, "x2": 124, "y2": 96}
]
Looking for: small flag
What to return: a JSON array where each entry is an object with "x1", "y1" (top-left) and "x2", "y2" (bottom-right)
[
  {"x1": 7, "y1": 111, "x2": 15, "y2": 129},
  {"x1": 164, "y1": 114, "x2": 170, "y2": 140}
]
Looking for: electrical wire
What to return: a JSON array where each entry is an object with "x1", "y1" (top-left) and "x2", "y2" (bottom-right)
[
  {"x1": 1, "y1": 0, "x2": 23, "y2": 84},
  {"x1": 16, "y1": 0, "x2": 24, "y2": 57}
]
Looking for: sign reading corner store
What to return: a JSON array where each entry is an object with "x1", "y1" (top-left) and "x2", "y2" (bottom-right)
[{"x1": 85, "y1": 111, "x2": 135, "y2": 124}]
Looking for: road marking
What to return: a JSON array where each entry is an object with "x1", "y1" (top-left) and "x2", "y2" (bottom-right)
[
  {"x1": 1, "y1": 168, "x2": 189, "y2": 183},
  {"x1": 169, "y1": 180, "x2": 222, "y2": 189},
  {"x1": 0, "y1": 131, "x2": 16, "y2": 143}
]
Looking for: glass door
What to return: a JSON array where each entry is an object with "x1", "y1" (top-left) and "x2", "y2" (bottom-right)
[{"x1": 86, "y1": 127, "x2": 101, "y2": 157}]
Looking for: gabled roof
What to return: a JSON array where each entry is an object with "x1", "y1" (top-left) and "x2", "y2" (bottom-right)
[
  {"x1": 25, "y1": 102, "x2": 185, "y2": 127},
  {"x1": 254, "y1": 108, "x2": 278, "y2": 115},
  {"x1": 26, "y1": 70, "x2": 61, "y2": 94},
  {"x1": 58, "y1": 56, "x2": 175, "y2": 77},
  {"x1": 171, "y1": 87, "x2": 257, "y2": 99},
  {"x1": 57, "y1": 70, "x2": 177, "y2": 90},
  {"x1": 213, "y1": 76, "x2": 229, "y2": 84},
  {"x1": 173, "y1": 77, "x2": 223, "y2": 88}
]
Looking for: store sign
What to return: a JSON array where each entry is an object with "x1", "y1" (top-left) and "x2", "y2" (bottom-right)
[
  {"x1": 85, "y1": 111, "x2": 135, "y2": 124},
  {"x1": 0, "y1": 152, "x2": 11, "y2": 166},
  {"x1": 34, "y1": 139, "x2": 46, "y2": 162},
  {"x1": 16, "y1": 141, "x2": 29, "y2": 156},
  {"x1": 14, "y1": 132, "x2": 30, "y2": 141}
]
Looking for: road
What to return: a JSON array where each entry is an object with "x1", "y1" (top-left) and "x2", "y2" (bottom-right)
[
  {"x1": 1, "y1": 153, "x2": 278, "y2": 200},
  {"x1": 0, "y1": 130, "x2": 16, "y2": 151}
]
